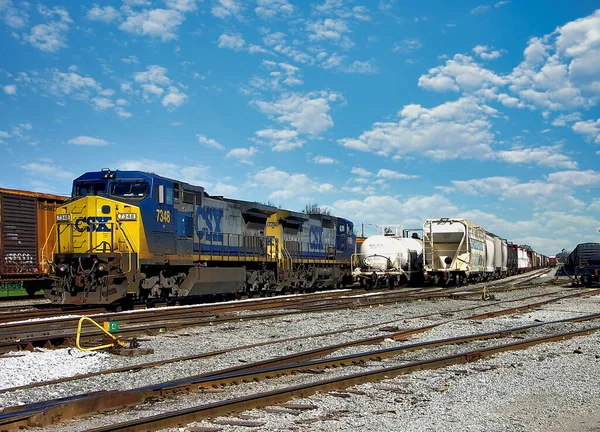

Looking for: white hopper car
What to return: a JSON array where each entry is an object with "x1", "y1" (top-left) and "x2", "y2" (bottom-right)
[{"x1": 423, "y1": 218, "x2": 509, "y2": 285}]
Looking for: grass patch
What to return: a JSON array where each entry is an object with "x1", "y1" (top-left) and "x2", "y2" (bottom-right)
[{"x1": 0, "y1": 282, "x2": 30, "y2": 297}]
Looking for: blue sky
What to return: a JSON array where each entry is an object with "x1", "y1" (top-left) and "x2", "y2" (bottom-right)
[{"x1": 1, "y1": 0, "x2": 599, "y2": 256}]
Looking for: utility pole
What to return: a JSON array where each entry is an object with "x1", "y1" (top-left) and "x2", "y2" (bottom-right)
[{"x1": 361, "y1": 223, "x2": 364, "y2": 237}]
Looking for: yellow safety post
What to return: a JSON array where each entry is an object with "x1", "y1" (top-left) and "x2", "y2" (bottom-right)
[
  {"x1": 482, "y1": 286, "x2": 490, "y2": 300},
  {"x1": 76, "y1": 316, "x2": 126, "y2": 352}
]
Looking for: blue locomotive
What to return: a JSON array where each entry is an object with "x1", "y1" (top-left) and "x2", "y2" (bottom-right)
[{"x1": 44, "y1": 169, "x2": 356, "y2": 306}]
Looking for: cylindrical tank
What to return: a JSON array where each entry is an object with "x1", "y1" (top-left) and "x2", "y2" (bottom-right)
[
  {"x1": 501, "y1": 241, "x2": 508, "y2": 271},
  {"x1": 360, "y1": 235, "x2": 423, "y2": 271}
]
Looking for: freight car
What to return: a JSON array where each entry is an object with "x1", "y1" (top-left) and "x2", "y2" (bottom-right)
[
  {"x1": 423, "y1": 218, "x2": 491, "y2": 285},
  {"x1": 422, "y1": 218, "x2": 547, "y2": 285},
  {"x1": 351, "y1": 225, "x2": 423, "y2": 288},
  {"x1": 563, "y1": 243, "x2": 600, "y2": 286},
  {"x1": 43, "y1": 169, "x2": 355, "y2": 306},
  {"x1": 0, "y1": 188, "x2": 67, "y2": 296}
]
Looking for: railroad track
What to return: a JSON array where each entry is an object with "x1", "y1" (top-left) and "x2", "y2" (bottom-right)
[
  {"x1": 0, "y1": 269, "x2": 575, "y2": 353},
  {"x1": 0, "y1": 270, "x2": 568, "y2": 353},
  {"x1": 0, "y1": 284, "x2": 588, "y2": 396},
  {"x1": 1, "y1": 308, "x2": 597, "y2": 431}
]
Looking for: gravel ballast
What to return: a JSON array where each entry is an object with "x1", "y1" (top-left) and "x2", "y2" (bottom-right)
[{"x1": 0, "y1": 274, "x2": 598, "y2": 432}]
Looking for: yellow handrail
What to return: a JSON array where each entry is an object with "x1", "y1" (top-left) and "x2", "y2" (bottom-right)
[{"x1": 75, "y1": 316, "x2": 125, "y2": 351}]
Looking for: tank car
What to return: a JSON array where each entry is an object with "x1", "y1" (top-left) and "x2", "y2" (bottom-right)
[
  {"x1": 352, "y1": 225, "x2": 423, "y2": 288},
  {"x1": 0, "y1": 188, "x2": 67, "y2": 296},
  {"x1": 43, "y1": 169, "x2": 355, "y2": 306}
]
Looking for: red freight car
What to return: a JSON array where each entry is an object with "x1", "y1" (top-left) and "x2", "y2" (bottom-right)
[{"x1": 0, "y1": 188, "x2": 68, "y2": 296}]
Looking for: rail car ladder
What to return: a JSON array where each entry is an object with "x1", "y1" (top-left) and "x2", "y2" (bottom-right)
[
  {"x1": 278, "y1": 243, "x2": 293, "y2": 281},
  {"x1": 423, "y1": 221, "x2": 435, "y2": 269}
]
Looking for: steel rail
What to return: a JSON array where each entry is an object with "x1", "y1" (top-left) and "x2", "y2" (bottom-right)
[
  {"x1": 0, "y1": 285, "x2": 597, "y2": 354},
  {"x1": 88, "y1": 325, "x2": 596, "y2": 432},
  {"x1": 2, "y1": 313, "x2": 599, "y2": 430},
  {"x1": 0, "y1": 286, "x2": 576, "y2": 393}
]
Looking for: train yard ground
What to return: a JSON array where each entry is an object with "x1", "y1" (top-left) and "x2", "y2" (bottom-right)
[{"x1": 0, "y1": 269, "x2": 598, "y2": 431}]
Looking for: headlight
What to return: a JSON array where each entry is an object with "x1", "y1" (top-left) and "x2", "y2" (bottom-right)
[
  {"x1": 56, "y1": 214, "x2": 70, "y2": 222},
  {"x1": 117, "y1": 213, "x2": 137, "y2": 221}
]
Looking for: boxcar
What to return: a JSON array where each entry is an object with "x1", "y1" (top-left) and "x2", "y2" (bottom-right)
[{"x1": 0, "y1": 188, "x2": 67, "y2": 295}]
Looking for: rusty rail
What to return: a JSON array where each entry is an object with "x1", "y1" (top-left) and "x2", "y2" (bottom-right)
[{"x1": 1, "y1": 312, "x2": 598, "y2": 430}]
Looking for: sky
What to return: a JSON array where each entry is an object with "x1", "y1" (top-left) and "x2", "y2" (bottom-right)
[{"x1": 0, "y1": 0, "x2": 599, "y2": 256}]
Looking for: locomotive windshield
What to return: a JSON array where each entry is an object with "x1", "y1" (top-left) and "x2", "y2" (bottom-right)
[
  {"x1": 74, "y1": 181, "x2": 107, "y2": 197},
  {"x1": 110, "y1": 181, "x2": 150, "y2": 199}
]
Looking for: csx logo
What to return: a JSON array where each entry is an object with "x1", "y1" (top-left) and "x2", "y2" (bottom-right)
[{"x1": 74, "y1": 217, "x2": 112, "y2": 232}]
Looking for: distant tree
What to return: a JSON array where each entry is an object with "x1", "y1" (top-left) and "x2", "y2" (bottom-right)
[
  {"x1": 257, "y1": 200, "x2": 281, "y2": 209},
  {"x1": 302, "y1": 203, "x2": 331, "y2": 215},
  {"x1": 555, "y1": 248, "x2": 571, "y2": 263}
]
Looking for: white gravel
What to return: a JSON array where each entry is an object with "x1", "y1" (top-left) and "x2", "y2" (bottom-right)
[{"x1": 0, "y1": 273, "x2": 598, "y2": 432}]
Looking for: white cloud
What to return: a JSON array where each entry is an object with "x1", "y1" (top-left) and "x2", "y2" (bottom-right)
[
  {"x1": 86, "y1": 5, "x2": 120, "y2": 23},
  {"x1": 250, "y1": 60, "x2": 303, "y2": 90},
  {"x1": 0, "y1": 131, "x2": 10, "y2": 138},
  {"x1": 162, "y1": 86, "x2": 187, "y2": 109},
  {"x1": 376, "y1": 169, "x2": 419, "y2": 180},
  {"x1": 496, "y1": 145, "x2": 577, "y2": 169},
  {"x1": 263, "y1": 32, "x2": 313, "y2": 64},
  {"x1": 343, "y1": 60, "x2": 378, "y2": 74},
  {"x1": 351, "y1": 167, "x2": 372, "y2": 177},
  {"x1": 317, "y1": 53, "x2": 378, "y2": 74},
  {"x1": 218, "y1": 33, "x2": 245, "y2": 51},
  {"x1": 441, "y1": 175, "x2": 585, "y2": 211},
  {"x1": 352, "y1": 5, "x2": 371, "y2": 21},
  {"x1": 339, "y1": 96, "x2": 497, "y2": 161},
  {"x1": 24, "y1": 5, "x2": 72, "y2": 52},
  {"x1": 165, "y1": 0, "x2": 200, "y2": 12},
  {"x1": 141, "y1": 83, "x2": 164, "y2": 100},
  {"x1": 470, "y1": 5, "x2": 491, "y2": 14},
  {"x1": 254, "y1": 128, "x2": 304, "y2": 152},
  {"x1": 197, "y1": 134, "x2": 225, "y2": 151},
  {"x1": 253, "y1": 90, "x2": 342, "y2": 136},
  {"x1": 546, "y1": 170, "x2": 600, "y2": 187},
  {"x1": 22, "y1": 161, "x2": 76, "y2": 180},
  {"x1": 472, "y1": 45, "x2": 505, "y2": 60},
  {"x1": 572, "y1": 118, "x2": 600, "y2": 144},
  {"x1": 0, "y1": 0, "x2": 28, "y2": 29},
  {"x1": 307, "y1": 18, "x2": 353, "y2": 48},
  {"x1": 255, "y1": 0, "x2": 293, "y2": 19},
  {"x1": 115, "y1": 107, "x2": 133, "y2": 118},
  {"x1": 251, "y1": 166, "x2": 334, "y2": 200},
  {"x1": 393, "y1": 38, "x2": 421, "y2": 53},
  {"x1": 119, "y1": 8, "x2": 184, "y2": 41},
  {"x1": 3, "y1": 84, "x2": 16, "y2": 95},
  {"x1": 226, "y1": 147, "x2": 258, "y2": 164},
  {"x1": 312, "y1": 155, "x2": 336, "y2": 164},
  {"x1": 418, "y1": 54, "x2": 506, "y2": 93},
  {"x1": 67, "y1": 136, "x2": 110, "y2": 146},
  {"x1": 118, "y1": 159, "x2": 211, "y2": 187},
  {"x1": 46, "y1": 70, "x2": 101, "y2": 97},
  {"x1": 91, "y1": 97, "x2": 115, "y2": 111},
  {"x1": 133, "y1": 65, "x2": 187, "y2": 110},
  {"x1": 212, "y1": 0, "x2": 243, "y2": 19},
  {"x1": 330, "y1": 194, "x2": 459, "y2": 229},
  {"x1": 122, "y1": 55, "x2": 140, "y2": 64},
  {"x1": 135, "y1": 65, "x2": 171, "y2": 86},
  {"x1": 438, "y1": 176, "x2": 519, "y2": 196},
  {"x1": 551, "y1": 112, "x2": 582, "y2": 126}
]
